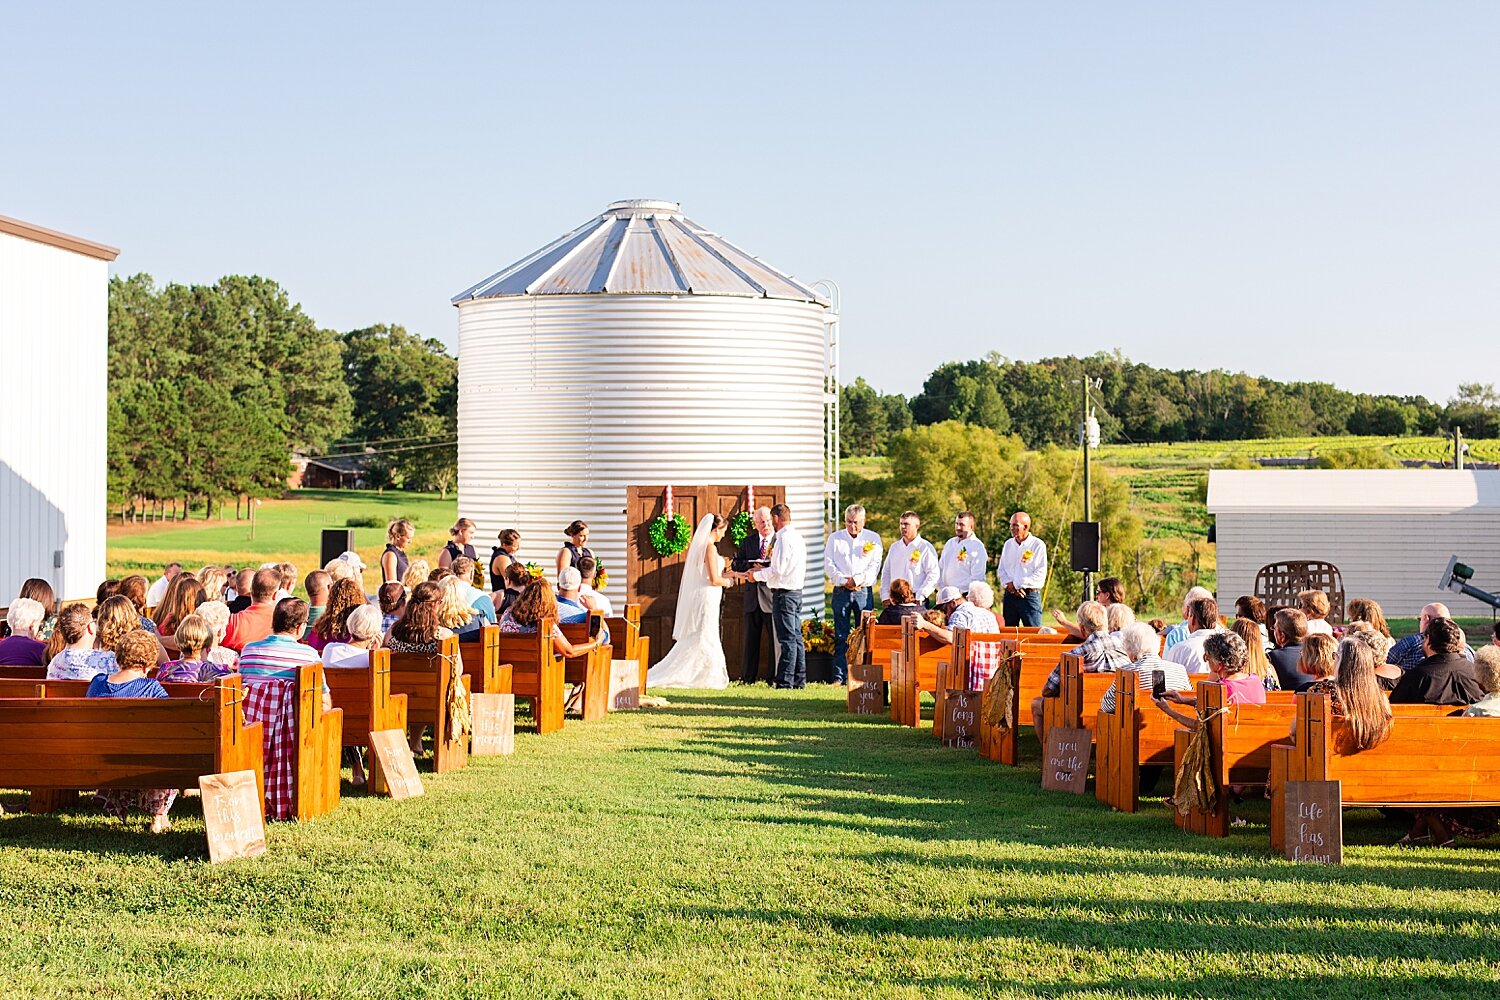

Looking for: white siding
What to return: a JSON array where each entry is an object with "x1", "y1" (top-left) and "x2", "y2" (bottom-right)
[{"x1": 0, "y1": 232, "x2": 108, "y2": 602}]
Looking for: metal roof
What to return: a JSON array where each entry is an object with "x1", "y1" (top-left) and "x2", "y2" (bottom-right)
[
  {"x1": 451, "y1": 199, "x2": 828, "y2": 306},
  {"x1": 1207, "y1": 470, "x2": 1500, "y2": 513}
]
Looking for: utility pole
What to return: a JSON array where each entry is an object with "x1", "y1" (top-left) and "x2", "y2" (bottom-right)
[{"x1": 1080, "y1": 378, "x2": 1099, "y2": 601}]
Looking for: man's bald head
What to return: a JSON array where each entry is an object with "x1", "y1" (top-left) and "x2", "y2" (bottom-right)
[{"x1": 1424, "y1": 602, "x2": 1452, "y2": 620}]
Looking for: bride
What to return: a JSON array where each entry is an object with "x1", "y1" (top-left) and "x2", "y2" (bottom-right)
[{"x1": 646, "y1": 513, "x2": 736, "y2": 689}]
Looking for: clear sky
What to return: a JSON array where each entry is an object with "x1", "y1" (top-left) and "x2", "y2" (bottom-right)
[{"x1": 5, "y1": 2, "x2": 1496, "y2": 401}]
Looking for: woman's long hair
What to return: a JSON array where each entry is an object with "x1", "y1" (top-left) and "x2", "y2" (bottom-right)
[
  {"x1": 17, "y1": 578, "x2": 56, "y2": 619},
  {"x1": 510, "y1": 580, "x2": 558, "y2": 629},
  {"x1": 119, "y1": 575, "x2": 151, "y2": 616},
  {"x1": 95, "y1": 595, "x2": 142, "y2": 653},
  {"x1": 1346, "y1": 598, "x2": 1391, "y2": 639},
  {"x1": 155, "y1": 576, "x2": 205, "y2": 636},
  {"x1": 1231, "y1": 617, "x2": 1274, "y2": 687},
  {"x1": 314, "y1": 577, "x2": 368, "y2": 643},
  {"x1": 1335, "y1": 639, "x2": 1392, "y2": 751},
  {"x1": 436, "y1": 576, "x2": 475, "y2": 629},
  {"x1": 390, "y1": 581, "x2": 443, "y2": 645}
]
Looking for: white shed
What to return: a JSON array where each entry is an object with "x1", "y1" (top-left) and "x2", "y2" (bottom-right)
[
  {"x1": 1207, "y1": 469, "x2": 1500, "y2": 617},
  {"x1": 0, "y1": 215, "x2": 117, "y2": 602}
]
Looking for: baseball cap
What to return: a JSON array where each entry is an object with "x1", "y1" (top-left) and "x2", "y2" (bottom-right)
[
  {"x1": 557, "y1": 567, "x2": 582, "y2": 590},
  {"x1": 936, "y1": 586, "x2": 963, "y2": 605}
]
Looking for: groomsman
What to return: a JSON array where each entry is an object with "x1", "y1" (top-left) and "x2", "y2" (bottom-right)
[
  {"x1": 732, "y1": 506, "x2": 777, "y2": 683},
  {"x1": 825, "y1": 504, "x2": 882, "y2": 685},
  {"x1": 938, "y1": 511, "x2": 988, "y2": 596},
  {"x1": 881, "y1": 511, "x2": 939, "y2": 605},
  {"x1": 747, "y1": 503, "x2": 807, "y2": 688},
  {"x1": 997, "y1": 511, "x2": 1048, "y2": 626}
]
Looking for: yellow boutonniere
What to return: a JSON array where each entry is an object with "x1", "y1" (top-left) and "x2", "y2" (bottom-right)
[
  {"x1": 956, "y1": 547, "x2": 968, "y2": 562},
  {"x1": 1021, "y1": 550, "x2": 1034, "y2": 564},
  {"x1": 862, "y1": 542, "x2": 874, "y2": 554},
  {"x1": 909, "y1": 550, "x2": 920, "y2": 565}
]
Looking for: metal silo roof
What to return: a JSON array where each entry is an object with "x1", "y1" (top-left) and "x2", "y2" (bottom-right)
[{"x1": 451, "y1": 199, "x2": 829, "y2": 306}]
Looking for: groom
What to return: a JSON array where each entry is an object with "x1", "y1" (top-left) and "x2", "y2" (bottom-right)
[{"x1": 742, "y1": 503, "x2": 807, "y2": 689}]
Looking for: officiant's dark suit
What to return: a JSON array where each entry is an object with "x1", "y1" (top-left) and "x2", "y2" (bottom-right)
[{"x1": 733, "y1": 529, "x2": 777, "y2": 683}]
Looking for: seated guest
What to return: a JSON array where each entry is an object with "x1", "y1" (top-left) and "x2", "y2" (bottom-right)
[
  {"x1": 96, "y1": 578, "x2": 121, "y2": 606},
  {"x1": 87, "y1": 630, "x2": 177, "y2": 833},
  {"x1": 1462, "y1": 647, "x2": 1500, "y2": 717},
  {"x1": 239, "y1": 599, "x2": 328, "y2": 819},
  {"x1": 922, "y1": 610, "x2": 946, "y2": 627},
  {"x1": 1268, "y1": 608, "x2": 1312, "y2": 690},
  {"x1": 438, "y1": 575, "x2": 484, "y2": 642},
  {"x1": 323, "y1": 605, "x2": 385, "y2": 670},
  {"x1": 1346, "y1": 597, "x2": 1392, "y2": 641},
  {"x1": 1050, "y1": 577, "x2": 1125, "y2": 639},
  {"x1": 1099, "y1": 621, "x2": 1193, "y2": 715},
  {"x1": 1234, "y1": 595, "x2": 1271, "y2": 652},
  {"x1": 914, "y1": 582, "x2": 1000, "y2": 644},
  {"x1": 1390, "y1": 616, "x2": 1488, "y2": 706},
  {"x1": 16, "y1": 578, "x2": 58, "y2": 644},
  {"x1": 1164, "y1": 596, "x2": 1222, "y2": 675},
  {"x1": 239, "y1": 600, "x2": 327, "y2": 697},
  {"x1": 500, "y1": 579, "x2": 602, "y2": 662},
  {"x1": 158, "y1": 615, "x2": 234, "y2": 683},
  {"x1": 1031, "y1": 601, "x2": 1129, "y2": 739},
  {"x1": 153, "y1": 574, "x2": 205, "y2": 641},
  {"x1": 1296, "y1": 639, "x2": 1391, "y2": 747},
  {"x1": 876, "y1": 578, "x2": 924, "y2": 625},
  {"x1": 1295, "y1": 634, "x2": 1338, "y2": 692},
  {"x1": 223, "y1": 568, "x2": 282, "y2": 651},
  {"x1": 1231, "y1": 617, "x2": 1279, "y2": 691},
  {"x1": 198, "y1": 566, "x2": 229, "y2": 604},
  {"x1": 195, "y1": 601, "x2": 239, "y2": 670},
  {"x1": 306, "y1": 578, "x2": 366, "y2": 653},
  {"x1": 303, "y1": 570, "x2": 332, "y2": 635},
  {"x1": 226, "y1": 569, "x2": 255, "y2": 613},
  {"x1": 495, "y1": 562, "x2": 532, "y2": 617},
  {"x1": 118, "y1": 575, "x2": 159, "y2": 633},
  {"x1": 47, "y1": 604, "x2": 115, "y2": 679},
  {"x1": 450, "y1": 557, "x2": 498, "y2": 625},
  {"x1": 1163, "y1": 587, "x2": 1213, "y2": 650},
  {"x1": 0, "y1": 598, "x2": 48, "y2": 666},
  {"x1": 1107, "y1": 602, "x2": 1135, "y2": 638},
  {"x1": 274, "y1": 562, "x2": 297, "y2": 601},
  {"x1": 1155, "y1": 630, "x2": 1265, "y2": 729},
  {"x1": 95, "y1": 595, "x2": 166, "y2": 665},
  {"x1": 1299, "y1": 590, "x2": 1334, "y2": 636},
  {"x1": 378, "y1": 582, "x2": 406, "y2": 633},
  {"x1": 577, "y1": 556, "x2": 614, "y2": 617},
  {"x1": 146, "y1": 562, "x2": 181, "y2": 609},
  {"x1": 387, "y1": 582, "x2": 454, "y2": 654},
  {"x1": 1387, "y1": 602, "x2": 1474, "y2": 669},
  {"x1": 1148, "y1": 618, "x2": 1168, "y2": 635},
  {"x1": 555, "y1": 567, "x2": 609, "y2": 645},
  {"x1": 401, "y1": 559, "x2": 431, "y2": 595},
  {"x1": 1343, "y1": 621, "x2": 1402, "y2": 689}
]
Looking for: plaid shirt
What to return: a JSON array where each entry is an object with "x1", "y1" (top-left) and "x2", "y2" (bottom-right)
[{"x1": 243, "y1": 676, "x2": 298, "y2": 821}]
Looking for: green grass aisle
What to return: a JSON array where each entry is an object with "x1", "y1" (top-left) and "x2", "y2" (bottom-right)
[{"x1": 1, "y1": 689, "x2": 1496, "y2": 997}]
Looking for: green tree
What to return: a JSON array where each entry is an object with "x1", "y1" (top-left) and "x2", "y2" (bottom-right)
[
  {"x1": 1445, "y1": 383, "x2": 1500, "y2": 438},
  {"x1": 340, "y1": 324, "x2": 459, "y2": 494},
  {"x1": 1313, "y1": 446, "x2": 1401, "y2": 469}
]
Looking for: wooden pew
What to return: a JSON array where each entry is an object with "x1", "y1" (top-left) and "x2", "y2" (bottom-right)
[
  {"x1": 499, "y1": 618, "x2": 564, "y2": 735},
  {"x1": 237, "y1": 664, "x2": 344, "y2": 821},
  {"x1": 558, "y1": 615, "x2": 611, "y2": 722},
  {"x1": 1095, "y1": 679, "x2": 1185, "y2": 813},
  {"x1": 325, "y1": 649, "x2": 410, "y2": 796},
  {"x1": 0, "y1": 674, "x2": 265, "y2": 817},
  {"x1": 890, "y1": 618, "x2": 949, "y2": 727},
  {"x1": 458, "y1": 625, "x2": 513, "y2": 695},
  {"x1": 1268, "y1": 694, "x2": 1492, "y2": 853},
  {"x1": 606, "y1": 604, "x2": 650, "y2": 699},
  {"x1": 387, "y1": 635, "x2": 471, "y2": 773},
  {"x1": 0, "y1": 665, "x2": 45, "y2": 680}
]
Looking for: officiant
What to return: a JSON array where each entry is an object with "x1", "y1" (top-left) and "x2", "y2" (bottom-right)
[{"x1": 732, "y1": 506, "x2": 777, "y2": 684}]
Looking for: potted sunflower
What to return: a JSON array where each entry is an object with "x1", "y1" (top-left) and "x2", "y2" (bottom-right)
[{"x1": 802, "y1": 618, "x2": 836, "y2": 684}]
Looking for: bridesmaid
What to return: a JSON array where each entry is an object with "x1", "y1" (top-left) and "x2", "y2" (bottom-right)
[
  {"x1": 381, "y1": 518, "x2": 414, "y2": 585},
  {"x1": 555, "y1": 520, "x2": 592, "y2": 575}
]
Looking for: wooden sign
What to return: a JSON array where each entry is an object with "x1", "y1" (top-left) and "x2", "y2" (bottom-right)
[
  {"x1": 942, "y1": 690, "x2": 980, "y2": 749},
  {"x1": 609, "y1": 661, "x2": 640, "y2": 711},
  {"x1": 199, "y1": 769, "x2": 267, "y2": 864},
  {"x1": 370, "y1": 729, "x2": 425, "y2": 799},
  {"x1": 1041, "y1": 726, "x2": 1091, "y2": 794},
  {"x1": 847, "y1": 660, "x2": 884, "y2": 715},
  {"x1": 1282, "y1": 780, "x2": 1343, "y2": 864},
  {"x1": 470, "y1": 693, "x2": 515, "y2": 756}
]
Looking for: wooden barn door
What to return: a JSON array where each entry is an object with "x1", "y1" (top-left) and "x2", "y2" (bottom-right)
[{"x1": 626, "y1": 484, "x2": 784, "y2": 677}]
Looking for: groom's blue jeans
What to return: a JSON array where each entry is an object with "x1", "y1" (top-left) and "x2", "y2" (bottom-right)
[
  {"x1": 832, "y1": 585, "x2": 873, "y2": 685},
  {"x1": 771, "y1": 588, "x2": 806, "y2": 688}
]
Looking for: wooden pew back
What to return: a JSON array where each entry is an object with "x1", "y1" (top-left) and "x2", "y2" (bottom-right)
[
  {"x1": 324, "y1": 649, "x2": 410, "y2": 795},
  {"x1": 559, "y1": 615, "x2": 611, "y2": 721},
  {"x1": 605, "y1": 604, "x2": 649, "y2": 698},
  {"x1": 458, "y1": 625, "x2": 512, "y2": 695},
  {"x1": 498, "y1": 618, "x2": 564, "y2": 734},
  {"x1": 386, "y1": 635, "x2": 470, "y2": 773}
]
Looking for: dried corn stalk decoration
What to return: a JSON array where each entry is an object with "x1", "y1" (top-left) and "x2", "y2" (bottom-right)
[
  {"x1": 984, "y1": 653, "x2": 1019, "y2": 731},
  {"x1": 1173, "y1": 706, "x2": 1229, "y2": 816}
]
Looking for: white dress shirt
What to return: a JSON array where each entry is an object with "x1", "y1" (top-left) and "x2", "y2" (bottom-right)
[
  {"x1": 938, "y1": 535, "x2": 989, "y2": 594},
  {"x1": 580, "y1": 583, "x2": 614, "y2": 617},
  {"x1": 881, "y1": 536, "x2": 940, "y2": 602},
  {"x1": 753, "y1": 524, "x2": 807, "y2": 591},
  {"x1": 1164, "y1": 628, "x2": 1220, "y2": 675},
  {"x1": 826, "y1": 528, "x2": 883, "y2": 590},
  {"x1": 146, "y1": 575, "x2": 171, "y2": 607},
  {"x1": 997, "y1": 535, "x2": 1048, "y2": 591}
]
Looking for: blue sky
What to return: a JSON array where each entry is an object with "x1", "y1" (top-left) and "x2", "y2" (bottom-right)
[{"x1": 5, "y1": 2, "x2": 1496, "y2": 401}]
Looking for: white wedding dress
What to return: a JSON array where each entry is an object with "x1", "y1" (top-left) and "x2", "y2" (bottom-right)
[{"x1": 646, "y1": 514, "x2": 730, "y2": 689}]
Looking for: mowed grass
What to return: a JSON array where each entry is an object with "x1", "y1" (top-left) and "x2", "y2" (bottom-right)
[{"x1": 1, "y1": 688, "x2": 1496, "y2": 998}]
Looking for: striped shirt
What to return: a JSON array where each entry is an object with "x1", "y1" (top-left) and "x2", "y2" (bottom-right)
[{"x1": 238, "y1": 634, "x2": 323, "y2": 683}]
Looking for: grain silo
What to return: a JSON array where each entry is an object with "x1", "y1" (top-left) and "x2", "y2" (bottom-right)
[{"x1": 452, "y1": 199, "x2": 837, "y2": 667}]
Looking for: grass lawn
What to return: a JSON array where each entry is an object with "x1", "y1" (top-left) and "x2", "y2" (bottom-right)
[{"x1": 1, "y1": 688, "x2": 1495, "y2": 998}]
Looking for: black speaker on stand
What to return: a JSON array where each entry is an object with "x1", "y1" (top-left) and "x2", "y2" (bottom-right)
[
  {"x1": 321, "y1": 529, "x2": 356, "y2": 568},
  {"x1": 1071, "y1": 521, "x2": 1101, "y2": 601}
]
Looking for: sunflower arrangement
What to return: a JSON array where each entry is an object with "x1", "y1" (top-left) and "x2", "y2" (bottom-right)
[
  {"x1": 524, "y1": 561, "x2": 544, "y2": 579},
  {"x1": 594, "y1": 559, "x2": 609, "y2": 591},
  {"x1": 648, "y1": 512, "x2": 692, "y2": 557},
  {"x1": 802, "y1": 619, "x2": 835, "y2": 654}
]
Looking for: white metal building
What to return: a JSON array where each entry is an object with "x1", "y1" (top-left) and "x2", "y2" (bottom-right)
[
  {"x1": 1208, "y1": 469, "x2": 1500, "y2": 617},
  {"x1": 452, "y1": 199, "x2": 836, "y2": 614},
  {"x1": 0, "y1": 215, "x2": 117, "y2": 601}
]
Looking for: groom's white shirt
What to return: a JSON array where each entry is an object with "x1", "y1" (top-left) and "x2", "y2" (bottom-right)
[{"x1": 753, "y1": 524, "x2": 806, "y2": 591}]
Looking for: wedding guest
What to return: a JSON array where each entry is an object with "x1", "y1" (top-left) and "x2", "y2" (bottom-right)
[
  {"x1": 1463, "y1": 646, "x2": 1500, "y2": 717},
  {"x1": 154, "y1": 574, "x2": 205, "y2": 640},
  {"x1": 499, "y1": 579, "x2": 600, "y2": 661},
  {"x1": 913, "y1": 582, "x2": 999, "y2": 644},
  {"x1": 1387, "y1": 602, "x2": 1475, "y2": 668},
  {"x1": 15, "y1": 578, "x2": 58, "y2": 644},
  {"x1": 1299, "y1": 590, "x2": 1334, "y2": 636},
  {"x1": 1342, "y1": 621, "x2": 1401, "y2": 689},
  {"x1": 158, "y1": 615, "x2": 234, "y2": 683},
  {"x1": 239, "y1": 600, "x2": 326, "y2": 696},
  {"x1": 227, "y1": 569, "x2": 255, "y2": 613},
  {"x1": 556, "y1": 520, "x2": 593, "y2": 575},
  {"x1": 274, "y1": 562, "x2": 297, "y2": 601},
  {"x1": 381, "y1": 518, "x2": 414, "y2": 585},
  {"x1": 1155, "y1": 630, "x2": 1265, "y2": 730},
  {"x1": 450, "y1": 557, "x2": 497, "y2": 624},
  {"x1": 307, "y1": 578, "x2": 367, "y2": 652},
  {"x1": 1052, "y1": 578, "x2": 1125, "y2": 639},
  {"x1": 1032, "y1": 601, "x2": 1129, "y2": 739},
  {"x1": 732, "y1": 506, "x2": 777, "y2": 685},
  {"x1": 87, "y1": 630, "x2": 176, "y2": 833},
  {"x1": 578, "y1": 556, "x2": 614, "y2": 617},
  {"x1": 47, "y1": 604, "x2": 114, "y2": 679},
  {"x1": 1164, "y1": 596, "x2": 1223, "y2": 675},
  {"x1": 496, "y1": 562, "x2": 532, "y2": 617},
  {"x1": 1346, "y1": 598, "x2": 1392, "y2": 640},
  {"x1": 223, "y1": 568, "x2": 281, "y2": 651},
  {"x1": 877, "y1": 579, "x2": 924, "y2": 625},
  {"x1": 96, "y1": 595, "x2": 165, "y2": 665},
  {"x1": 437, "y1": 575, "x2": 483, "y2": 642},
  {"x1": 303, "y1": 570, "x2": 332, "y2": 635},
  {"x1": 439, "y1": 518, "x2": 479, "y2": 579},
  {"x1": 997, "y1": 511, "x2": 1048, "y2": 627},
  {"x1": 322, "y1": 605, "x2": 384, "y2": 670},
  {"x1": 401, "y1": 559, "x2": 430, "y2": 594},
  {"x1": 1268, "y1": 608, "x2": 1312, "y2": 689},
  {"x1": 1231, "y1": 617, "x2": 1279, "y2": 691},
  {"x1": 96, "y1": 578, "x2": 121, "y2": 605},
  {"x1": 1390, "y1": 616, "x2": 1487, "y2": 706},
  {"x1": 826, "y1": 503, "x2": 882, "y2": 685},
  {"x1": 145, "y1": 563, "x2": 181, "y2": 608},
  {"x1": 1163, "y1": 587, "x2": 1213, "y2": 650},
  {"x1": 1099, "y1": 621, "x2": 1193, "y2": 716},
  {"x1": 378, "y1": 582, "x2": 406, "y2": 632},
  {"x1": 1295, "y1": 634, "x2": 1338, "y2": 691},
  {"x1": 1234, "y1": 595, "x2": 1272, "y2": 651},
  {"x1": 119, "y1": 576, "x2": 159, "y2": 633},
  {"x1": 1107, "y1": 603, "x2": 1136, "y2": 638},
  {"x1": 938, "y1": 511, "x2": 988, "y2": 596},
  {"x1": 880, "y1": 511, "x2": 939, "y2": 606},
  {"x1": 195, "y1": 601, "x2": 239, "y2": 670},
  {"x1": 489, "y1": 529, "x2": 521, "y2": 591},
  {"x1": 556, "y1": 567, "x2": 608, "y2": 645},
  {"x1": 388, "y1": 582, "x2": 453, "y2": 653},
  {"x1": 0, "y1": 598, "x2": 47, "y2": 666},
  {"x1": 198, "y1": 566, "x2": 229, "y2": 604}
]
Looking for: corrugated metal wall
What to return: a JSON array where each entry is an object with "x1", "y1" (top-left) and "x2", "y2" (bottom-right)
[
  {"x1": 0, "y1": 233, "x2": 108, "y2": 601},
  {"x1": 457, "y1": 294, "x2": 829, "y2": 614},
  {"x1": 1215, "y1": 512, "x2": 1500, "y2": 617}
]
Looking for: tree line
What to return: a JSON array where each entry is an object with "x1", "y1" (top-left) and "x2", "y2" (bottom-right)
[
  {"x1": 840, "y1": 351, "x2": 1499, "y2": 456},
  {"x1": 107, "y1": 274, "x2": 457, "y2": 515}
]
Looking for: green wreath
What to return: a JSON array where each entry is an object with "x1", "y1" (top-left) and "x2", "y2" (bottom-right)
[
  {"x1": 648, "y1": 512, "x2": 693, "y2": 557},
  {"x1": 728, "y1": 510, "x2": 754, "y2": 546}
]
